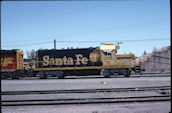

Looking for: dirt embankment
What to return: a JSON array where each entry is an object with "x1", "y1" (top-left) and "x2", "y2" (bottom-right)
[{"x1": 136, "y1": 46, "x2": 171, "y2": 73}]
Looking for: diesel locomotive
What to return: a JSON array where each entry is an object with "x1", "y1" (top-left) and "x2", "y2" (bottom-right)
[
  {"x1": 1, "y1": 49, "x2": 24, "y2": 79},
  {"x1": 1, "y1": 44, "x2": 142, "y2": 79}
]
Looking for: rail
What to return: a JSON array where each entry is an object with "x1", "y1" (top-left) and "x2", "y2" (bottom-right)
[
  {"x1": 2, "y1": 86, "x2": 170, "y2": 95},
  {"x1": 2, "y1": 86, "x2": 170, "y2": 106},
  {"x1": 2, "y1": 95, "x2": 170, "y2": 106}
]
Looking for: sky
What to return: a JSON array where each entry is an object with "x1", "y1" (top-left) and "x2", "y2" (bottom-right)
[{"x1": 1, "y1": 0, "x2": 170, "y2": 58}]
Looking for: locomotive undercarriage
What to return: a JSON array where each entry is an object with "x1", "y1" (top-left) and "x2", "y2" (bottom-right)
[
  {"x1": 101, "y1": 68, "x2": 131, "y2": 78},
  {"x1": 35, "y1": 68, "x2": 132, "y2": 79},
  {"x1": 1, "y1": 72, "x2": 16, "y2": 79},
  {"x1": 36, "y1": 69, "x2": 100, "y2": 79},
  {"x1": 37, "y1": 71, "x2": 64, "y2": 79},
  {"x1": 1, "y1": 70, "x2": 23, "y2": 79}
]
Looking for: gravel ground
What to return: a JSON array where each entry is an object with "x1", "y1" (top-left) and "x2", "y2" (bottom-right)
[
  {"x1": 1, "y1": 76, "x2": 170, "y2": 91},
  {"x1": 1, "y1": 75, "x2": 171, "y2": 113}
]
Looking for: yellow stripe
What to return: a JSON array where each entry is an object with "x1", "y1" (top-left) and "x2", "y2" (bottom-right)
[{"x1": 33, "y1": 65, "x2": 133, "y2": 71}]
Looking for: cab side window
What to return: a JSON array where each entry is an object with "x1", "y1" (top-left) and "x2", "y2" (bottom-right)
[{"x1": 104, "y1": 51, "x2": 112, "y2": 55}]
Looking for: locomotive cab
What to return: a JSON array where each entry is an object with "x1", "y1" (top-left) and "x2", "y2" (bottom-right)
[
  {"x1": 98, "y1": 44, "x2": 136, "y2": 77},
  {"x1": 100, "y1": 44, "x2": 119, "y2": 67}
]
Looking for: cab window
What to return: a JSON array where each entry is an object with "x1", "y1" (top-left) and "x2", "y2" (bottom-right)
[{"x1": 104, "y1": 51, "x2": 112, "y2": 55}]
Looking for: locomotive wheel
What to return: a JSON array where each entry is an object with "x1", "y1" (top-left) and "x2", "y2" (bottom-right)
[
  {"x1": 40, "y1": 71, "x2": 47, "y2": 79},
  {"x1": 57, "y1": 71, "x2": 65, "y2": 79},
  {"x1": 2, "y1": 73, "x2": 9, "y2": 79},
  {"x1": 11, "y1": 73, "x2": 19, "y2": 79},
  {"x1": 1, "y1": 74, "x2": 5, "y2": 79},
  {"x1": 124, "y1": 69, "x2": 131, "y2": 77},
  {"x1": 58, "y1": 75, "x2": 65, "y2": 79},
  {"x1": 101, "y1": 69, "x2": 110, "y2": 78},
  {"x1": 43, "y1": 73, "x2": 47, "y2": 79},
  {"x1": 32, "y1": 71, "x2": 37, "y2": 77}
]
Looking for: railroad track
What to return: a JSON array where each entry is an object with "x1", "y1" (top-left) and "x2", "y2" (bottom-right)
[
  {"x1": 141, "y1": 72, "x2": 171, "y2": 74},
  {"x1": 2, "y1": 95, "x2": 170, "y2": 106},
  {"x1": 2, "y1": 86, "x2": 171, "y2": 95},
  {"x1": 2, "y1": 73, "x2": 170, "y2": 80},
  {"x1": 66, "y1": 74, "x2": 171, "y2": 79},
  {"x1": 131, "y1": 73, "x2": 171, "y2": 77},
  {"x1": 17, "y1": 74, "x2": 170, "y2": 80},
  {"x1": 2, "y1": 86, "x2": 170, "y2": 106}
]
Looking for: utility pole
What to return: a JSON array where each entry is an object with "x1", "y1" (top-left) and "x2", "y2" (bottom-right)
[{"x1": 54, "y1": 39, "x2": 56, "y2": 49}]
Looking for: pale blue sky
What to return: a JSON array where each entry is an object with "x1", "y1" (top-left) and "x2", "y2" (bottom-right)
[{"x1": 1, "y1": 0, "x2": 170, "y2": 58}]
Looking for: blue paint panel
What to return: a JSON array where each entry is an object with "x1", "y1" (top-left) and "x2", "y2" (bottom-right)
[{"x1": 37, "y1": 48, "x2": 102, "y2": 68}]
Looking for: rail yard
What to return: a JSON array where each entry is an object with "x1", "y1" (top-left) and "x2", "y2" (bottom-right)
[
  {"x1": 1, "y1": 44, "x2": 171, "y2": 113},
  {"x1": 1, "y1": 73, "x2": 171, "y2": 113},
  {"x1": 1, "y1": 0, "x2": 170, "y2": 113}
]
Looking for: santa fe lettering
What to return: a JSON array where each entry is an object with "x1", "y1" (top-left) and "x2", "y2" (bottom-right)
[{"x1": 43, "y1": 54, "x2": 88, "y2": 66}]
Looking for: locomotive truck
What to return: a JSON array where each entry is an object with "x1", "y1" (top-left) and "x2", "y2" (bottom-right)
[{"x1": 1, "y1": 44, "x2": 142, "y2": 79}]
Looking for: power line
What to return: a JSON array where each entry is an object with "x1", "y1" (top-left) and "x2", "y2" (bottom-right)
[
  {"x1": 3, "y1": 41, "x2": 52, "y2": 47},
  {"x1": 2, "y1": 37, "x2": 170, "y2": 48},
  {"x1": 55, "y1": 38, "x2": 170, "y2": 43}
]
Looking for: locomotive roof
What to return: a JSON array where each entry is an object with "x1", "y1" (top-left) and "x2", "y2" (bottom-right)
[
  {"x1": 37, "y1": 47, "x2": 97, "y2": 51},
  {"x1": 1, "y1": 49, "x2": 20, "y2": 51},
  {"x1": 0, "y1": 50, "x2": 18, "y2": 56}
]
